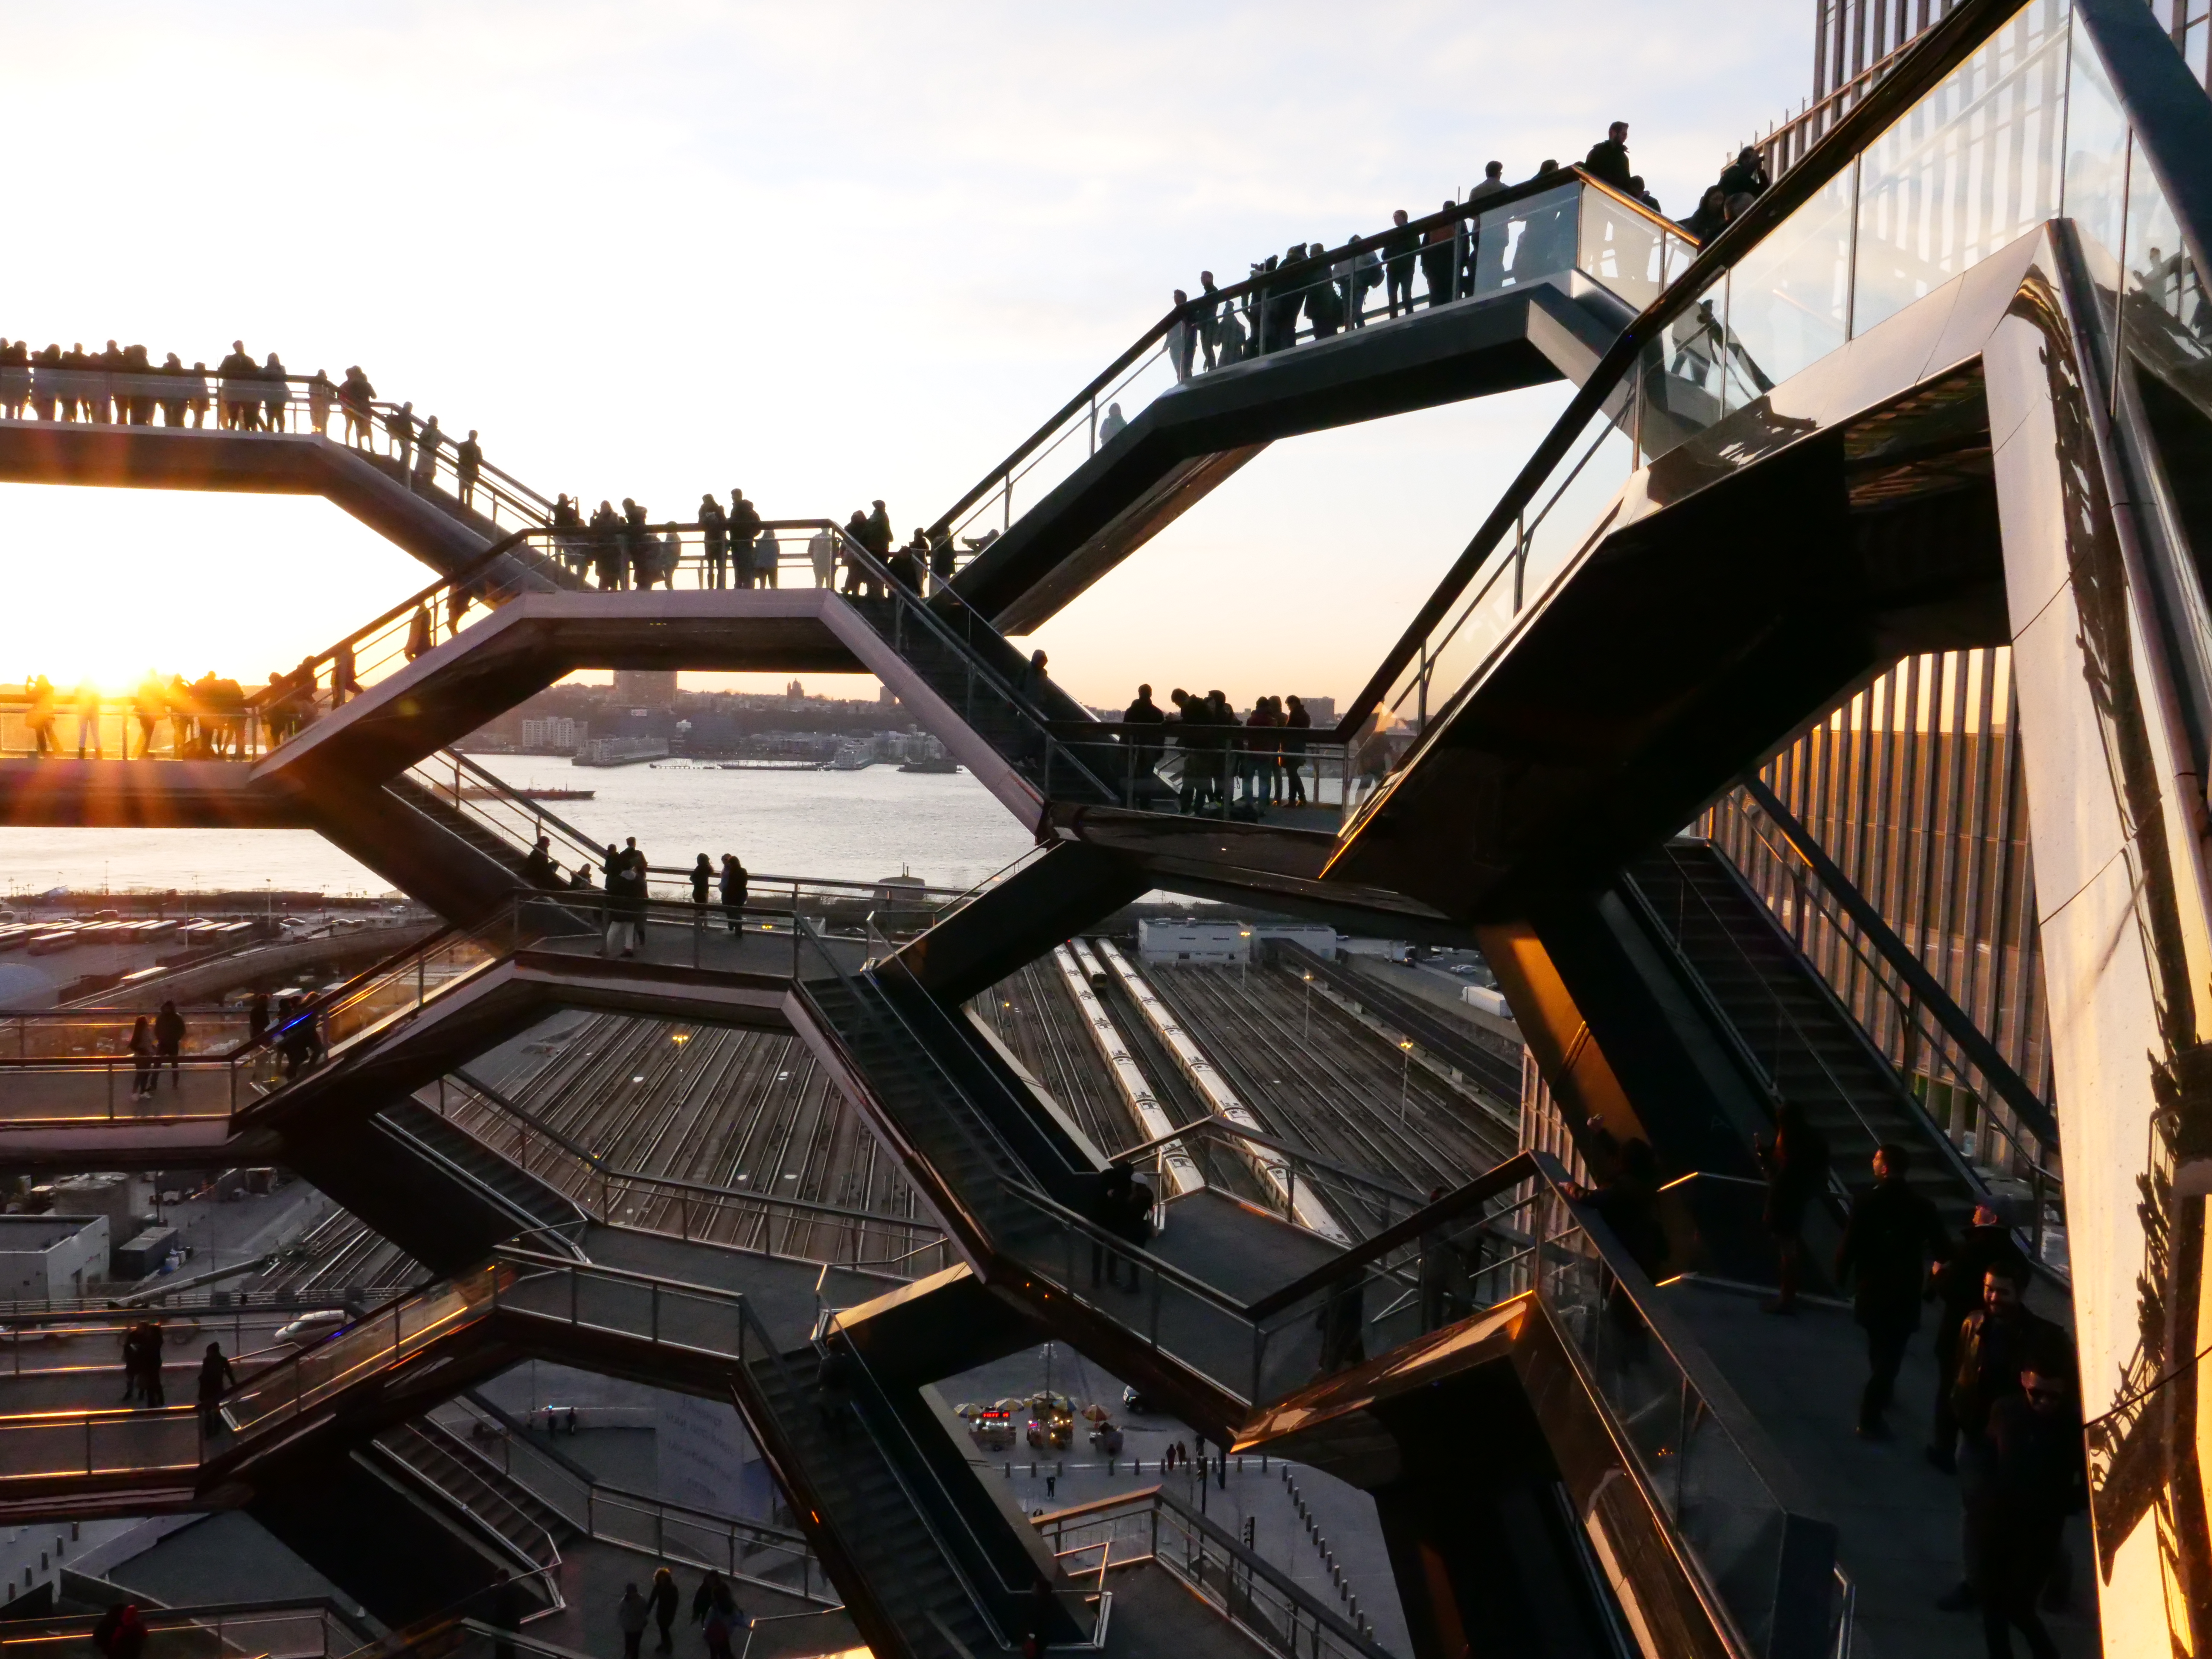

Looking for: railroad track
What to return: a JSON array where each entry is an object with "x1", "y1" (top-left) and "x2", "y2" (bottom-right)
[
  {"x1": 971, "y1": 960, "x2": 1146, "y2": 1155},
  {"x1": 1145, "y1": 959, "x2": 1516, "y2": 1209}
]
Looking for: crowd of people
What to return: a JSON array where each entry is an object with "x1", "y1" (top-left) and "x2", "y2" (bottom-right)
[
  {"x1": 1157, "y1": 124, "x2": 1772, "y2": 382},
  {"x1": 118, "y1": 1321, "x2": 239, "y2": 1429},
  {"x1": 0, "y1": 342, "x2": 499, "y2": 512},
  {"x1": 1754, "y1": 1112, "x2": 2082, "y2": 1656},
  {"x1": 515, "y1": 835, "x2": 752, "y2": 951},
  {"x1": 12, "y1": 671, "x2": 304, "y2": 760},
  {"x1": 1568, "y1": 1113, "x2": 2083, "y2": 1655},
  {"x1": 1106, "y1": 683, "x2": 1319, "y2": 814},
  {"x1": 615, "y1": 1567, "x2": 747, "y2": 1659}
]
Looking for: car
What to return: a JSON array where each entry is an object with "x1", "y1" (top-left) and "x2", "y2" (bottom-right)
[{"x1": 274, "y1": 1310, "x2": 348, "y2": 1349}]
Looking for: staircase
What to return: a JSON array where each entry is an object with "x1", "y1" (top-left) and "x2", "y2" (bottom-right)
[
  {"x1": 841, "y1": 594, "x2": 1121, "y2": 808},
  {"x1": 1628, "y1": 839, "x2": 1980, "y2": 1230},
  {"x1": 735, "y1": 1340, "x2": 1009, "y2": 1659},
  {"x1": 798, "y1": 963, "x2": 1104, "y2": 1249},
  {"x1": 370, "y1": 1419, "x2": 572, "y2": 1595},
  {"x1": 384, "y1": 771, "x2": 537, "y2": 879},
  {"x1": 377, "y1": 1098, "x2": 590, "y2": 1251}
]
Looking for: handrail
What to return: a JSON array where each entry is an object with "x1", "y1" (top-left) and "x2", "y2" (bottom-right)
[
  {"x1": 1335, "y1": 0, "x2": 2034, "y2": 743},
  {"x1": 1034, "y1": 1482, "x2": 1395, "y2": 1659},
  {"x1": 1108, "y1": 1114, "x2": 1425, "y2": 1209},
  {"x1": 928, "y1": 166, "x2": 1688, "y2": 550},
  {"x1": 1246, "y1": 1152, "x2": 1537, "y2": 1318},
  {"x1": 247, "y1": 527, "x2": 559, "y2": 710},
  {"x1": 1731, "y1": 777, "x2": 2058, "y2": 1150}
]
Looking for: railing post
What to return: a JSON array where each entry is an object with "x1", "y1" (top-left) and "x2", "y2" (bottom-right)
[{"x1": 651, "y1": 1280, "x2": 660, "y2": 1345}]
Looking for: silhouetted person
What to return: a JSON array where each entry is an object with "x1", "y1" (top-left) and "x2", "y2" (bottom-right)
[
  {"x1": 260, "y1": 352, "x2": 288, "y2": 432},
  {"x1": 690, "y1": 853, "x2": 713, "y2": 910},
  {"x1": 153, "y1": 1000, "x2": 186, "y2": 1089},
  {"x1": 385, "y1": 399, "x2": 414, "y2": 472},
  {"x1": 196, "y1": 1341, "x2": 235, "y2": 1431},
  {"x1": 1420, "y1": 202, "x2": 1458, "y2": 307},
  {"x1": 1197, "y1": 270, "x2": 1226, "y2": 367},
  {"x1": 864, "y1": 498, "x2": 893, "y2": 562},
  {"x1": 455, "y1": 429, "x2": 483, "y2": 506},
  {"x1": 1282, "y1": 693, "x2": 1311, "y2": 804},
  {"x1": 1755, "y1": 1100, "x2": 1828, "y2": 1311},
  {"x1": 729, "y1": 489, "x2": 763, "y2": 587},
  {"x1": 1169, "y1": 289, "x2": 1197, "y2": 381},
  {"x1": 1928, "y1": 1204, "x2": 2029, "y2": 1471},
  {"x1": 1834, "y1": 1142, "x2": 1948, "y2": 1437},
  {"x1": 1682, "y1": 185, "x2": 1729, "y2": 244},
  {"x1": 1968, "y1": 1346, "x2": 2082, "y2": 1659},
  {"x1": 1122, "y1": 683, "x2": 1165, "y2": 804},
  {"x1": 699, "y1": 494, "x2": 728, "y2": 588},
  {"x1": 26, "y1": 675, "x2": 55, "y2": 757},
  {"x1": 92, "y1": 1602, "x2": 147, "y2": 1659},
  {"x1": 413, "y1": 413, "x2": 443, "y2": 489},
  {"x1": 524, "y1": 835, "x2": 561, "y2": 889},
  {"x1": 648, "y1": 1567, "x2": 679, "y2": 1653},
  {"x1": 719, "y1": 854, "x2": 748, "y2": 934},
  {"x1": 306, "y1": 369, "x2": 335, "y2": 436},
  {"x1": 1583, "y1": 121, "x2": 1634, "y2": 192},
  {"x1": 128, "y1": 1016, "x2": 156, "y2": 1099},
  {"x1": 404, "y1": 604, "x2": 434, "y2": 662},
  {"x1": 340, "y1": 366, "x2": 376, "y2": 445},
  {"x1": 617, "y1": 1583, "x2": 649, "y2": 1659},
  {"x1": 1719, "y1": 145, "x2": 1770, "y2": 207},
  {"x1": 247, "y1": 990, "x2": 271, "y2": 1047},
  {"x1": 1382, "y1": 210, "x2": 1418, "y2": 316}
]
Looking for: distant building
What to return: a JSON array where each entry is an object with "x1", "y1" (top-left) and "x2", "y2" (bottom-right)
[
  {"x1": 0, "y1": 1214, "x2": 110, "y2": 1301},
  {"x1": 611, "y1": 669, "x2": 679, "y2": 707},
  {"x1": 1296, "y1": 696, "x2": 1335, "y2": 728},
  {"x1": 521, "y1": 717, "x2": 582, "y2": 753},
  {"x1": 1137, "y1": 919, "x2": 1336, "y2": 966}
]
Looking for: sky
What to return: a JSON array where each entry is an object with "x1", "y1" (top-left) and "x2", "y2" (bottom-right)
[{"x1": 0, "y1": 1, "x2": 1811, "y2": 710}]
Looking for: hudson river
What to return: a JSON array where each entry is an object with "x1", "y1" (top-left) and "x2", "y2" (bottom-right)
[{"x1": 0, "y1": 760, "x2": 1036, "y2": 898}]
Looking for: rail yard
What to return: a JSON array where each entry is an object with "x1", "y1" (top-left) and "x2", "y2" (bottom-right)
[{"x1": 252, "y1": 931, "x2": 1524, "y2": 1288}]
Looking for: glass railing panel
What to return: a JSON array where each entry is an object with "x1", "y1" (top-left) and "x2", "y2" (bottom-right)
[
  {"x1": 1536, "y1": 1193, "x2": 1792, "y2": 1654},
  {"x1": 1474, "y1": 184, "x2": 1581, "y2": 295},
  {"x1": 224, "y1": 1268, "x2": 497, "y2": 1438},
  {"x1": 1851, "y1": 0, "x2": 2069, "y2": 338},
  {"x1": 1720, "y1": 165, "x2": 1857, "y2": 410},
  {"x1": 944, "y1": 343, "x2": 1180, "y2": 552},
  {"x1": 1636, "y1": 276, "x2": 1731, "y2": 465},
  {"x1": 0, "y1": 1010, "x2": 251, "y2": 1060},
  {"x1": 2122, "y1": 138, "x2": 2212, "y2": 375},
  {"x1": 1516, "y1": 381, "x2": 1638, "y2": 607},
  {"x1": 1577, "y1": 188, "x2": 1670, "y2": 311},
  {"x1": 0, "y1": 1407, "x2": 202, "y2": 1484},
  {"x1": 2063, "y1": 9, "x2": 2133, "y2": 332}
]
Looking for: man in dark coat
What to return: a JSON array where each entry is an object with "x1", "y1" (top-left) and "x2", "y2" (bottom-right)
[
  {"x1": 1583, "y1": 121, "x2": 1635, "y2": 192},
  {"x1": 1755, "y1": 1100, "x2": 1829, "y2": 1312},
  {"x1": 1121, "y1": 684, "x2": 1166, "y2": 805},
  {"x1": 1966, "y1": 1342, "x2": 2083, "y2": 1659},
  {"x1": 1832, "y1": 1142, "x2": 1948, "y2": 1437},
  {"x1": 1927, "y1": 1202, "x2": 2029, "y2": 1470}
]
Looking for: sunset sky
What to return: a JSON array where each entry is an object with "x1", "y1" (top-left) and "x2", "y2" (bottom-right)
[{"x1": 0, "y1": 1, "x2": 1807, "y2": 708}]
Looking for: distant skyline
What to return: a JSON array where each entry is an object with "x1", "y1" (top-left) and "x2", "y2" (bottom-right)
[{"x1": 0, "y1": 1, "x2": 1810, "y2": 708}]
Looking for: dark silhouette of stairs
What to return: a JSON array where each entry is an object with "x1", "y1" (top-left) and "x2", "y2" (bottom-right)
[{"x1": 1628, "y1": 840, "x2": 1980, "y2": 1231}]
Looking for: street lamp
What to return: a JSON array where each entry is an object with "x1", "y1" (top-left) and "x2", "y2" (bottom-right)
[{"x1": 1398, "y1": 1040, "x2": 1414, "y2": 1123}]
